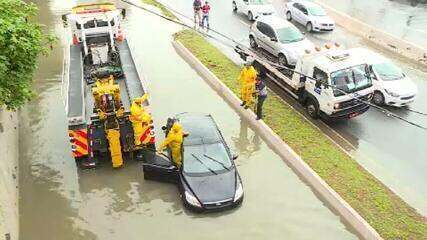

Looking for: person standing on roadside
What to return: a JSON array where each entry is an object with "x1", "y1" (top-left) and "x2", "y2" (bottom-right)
[
  {"x1": 238, "y1": 59, "x2": 257, "y2": 109},
  {"x1": 193, "y1": 0, "x2": 202, "y2": 27},
  {"x1": 201, "y1": 1, "x2": 211, "y2": 29},
  {"x1": 255, "y1": 77, "x2": 267, "y2": 120}
]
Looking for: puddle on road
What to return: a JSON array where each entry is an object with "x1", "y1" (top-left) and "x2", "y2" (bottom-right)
[{"x1": 19, "y1": 0, "x2": 358, "y2": 239}]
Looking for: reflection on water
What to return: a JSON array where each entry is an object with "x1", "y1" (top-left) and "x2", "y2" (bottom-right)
[{"x1": 231, "y1": 118, "x2": 262, "y2": 159}]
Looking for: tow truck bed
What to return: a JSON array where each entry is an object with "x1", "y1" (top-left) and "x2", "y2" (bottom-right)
[
  {"x1": 67, "y1": 39, "x2": 146, "y2": 126},
  {"x1": 67, "y1": 45, "x2": 84, "y2": 124}
]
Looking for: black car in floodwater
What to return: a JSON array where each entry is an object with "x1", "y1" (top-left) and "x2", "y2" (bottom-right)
[{"x1": 142, "y1": 113, "x2": 244, "y2": 212}]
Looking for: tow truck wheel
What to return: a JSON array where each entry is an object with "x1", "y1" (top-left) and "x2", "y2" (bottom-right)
[
  {"x1": 306, "y1": 98, "x2": 319, "y2": 119},
  {"x1": 306, "y1": 22, "x2": 313, "y2": 32},
  {"x1": 232, "y1": 1, "x2": 237, "y2": 12},
  {"x1": 249, "y1": 35, "x2": 258, "y2": 48},
  {"x1": 278, "y1": 54, "x2": 288, "y2": 67},
  {"x1": 286, "y1": 11, "x2": 292, "y2": 21},
  {"x1": 372, "y1": 91, "x2": 385, "y2": 105},
  {"x1": 248, "y1": 11, "x2": 254, "y2": 21}
]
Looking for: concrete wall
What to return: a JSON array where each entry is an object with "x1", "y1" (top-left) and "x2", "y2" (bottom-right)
[
  {"x1": 173, "y1": 41, "x2": 382, "y2": 240},
  {"x1": 315, "y1": 0, "x2": 427, "y2": 66},
  {"x1": 0, "y1": 109, "x2": 19, "y2": 240}
]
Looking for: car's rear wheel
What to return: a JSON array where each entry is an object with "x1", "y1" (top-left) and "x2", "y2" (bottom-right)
[
  {"x1": 232, "y1": 1, "x2": 237, "y2": 12},
  {"x1": 286, "y1": 11, "x2": 292, "y2": 21},
  {"x1": 278, "y1": 54, "x2": 288, "y2": 67},
  {"x1": 306, "y1": 98, "x2": 320, "y2": 119},
  {"x1": 306, "y1": 22, "x2": 313, "y2": 32},
  {"x1": 372, "y1": 91, "x2": 385, "y2": 105},
  {"x1": 249, "y1": 35, "x2": 258, "y2": 48},
  {"x1": 248, "y1": 11, "x2": 254, "y2": 21}
]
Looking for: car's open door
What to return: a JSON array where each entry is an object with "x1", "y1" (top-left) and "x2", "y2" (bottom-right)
[{"x1": 141, "y1": 150, "x2": 179, "y2": 184}]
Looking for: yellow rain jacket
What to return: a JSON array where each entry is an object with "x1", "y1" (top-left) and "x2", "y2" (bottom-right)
[
  {"x1": 158, "y1": 122, "x2": 184, "y2": 167},
  {"x1": 129, "y1": 94, "x2": 152, "y2": 146},
  {"x1": 238, "y1": 66, "x2": 257, "y2": 105}
]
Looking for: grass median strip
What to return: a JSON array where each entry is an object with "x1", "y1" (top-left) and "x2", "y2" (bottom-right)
[
  {"x1": 174, "y1": 29, "x2": 427, "y2": 239},
  {"x1": 141, "y1": 0, "x2": 176, "y2": 20}
]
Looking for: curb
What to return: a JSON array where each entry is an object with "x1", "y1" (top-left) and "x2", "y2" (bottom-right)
[
  {"x1": 314, "y1": 0, "x2": 427, "y2": 67},
  {"x1": 173, "y1": 40, "x2": 382, "y2": 240},
  {"x1": 0, "y1": 109, "x2": 19, "y2": 240}
]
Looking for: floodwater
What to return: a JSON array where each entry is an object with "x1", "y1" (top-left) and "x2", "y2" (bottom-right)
[
  {"x1": 159, "y1": 0, "x2": 427, "y2": 215},
  {"x1": 18, "y1": 0, "x2": 358, "y2": 239},
  {"x1": 319, "y1": 0, "x2": 427, "y2": 49}
]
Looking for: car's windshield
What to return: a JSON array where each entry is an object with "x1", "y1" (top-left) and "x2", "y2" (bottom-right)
[
  {"x1": 276, "y1": 26, "x2": 304, "y2": 43},
  {"x1": 307, "y1": 5, "x2": 326, "y2": 16},
  {"x1": 183, "y1": 142, "x2": 233, "y2": 175},
  {"x1": 372, "y1": 62, "x2": 404, "y2": 81},
  {"x1": 330, "y1": 64, "x2": 372, "y2": 96},
  {"x1": 250, "y1": 0, "x2": 268, "y2": 5}
]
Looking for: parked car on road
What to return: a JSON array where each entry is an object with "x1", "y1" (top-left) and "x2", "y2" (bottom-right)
[
  {"x1": 232, "y1": 0, "x2": 276, "y2": 21},
  {"x1": 284, "y1": 0, "x2": 335, "y2": 32},
  {"x1": 356, "y1": 48, "x2": 418, "y2": 106},
  {"x1": 249, "y1": 15, "x2": 314, "y2": 66},
  {"x1": 142, "y1": 113, "x2": 243, "y2": 212}
]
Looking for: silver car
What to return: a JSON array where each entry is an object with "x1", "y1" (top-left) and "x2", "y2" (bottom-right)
[
  {"x1": 285, "y1": 0, "x2": 335, "y2": 32},
  {"x1": 249, "y1": 15, "x2": 314, "y2": 66}
]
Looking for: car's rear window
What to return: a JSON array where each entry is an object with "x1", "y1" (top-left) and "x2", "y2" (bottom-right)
[{"x1": 179, "y1": 114, "x2": 222, "y2": 146}]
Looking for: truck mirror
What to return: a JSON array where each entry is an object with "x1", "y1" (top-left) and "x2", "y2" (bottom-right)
[
  {"x1": 315, "y1": 79, "x2": 322, "y2": 88},
  {"x1": 121, "y1": 9, "x2": 127, "y2": 19}
]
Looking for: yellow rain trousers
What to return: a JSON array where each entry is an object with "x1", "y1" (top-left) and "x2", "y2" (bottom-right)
[
  {"x1": 158, "y1": 122, "x2": 184, "y2": 167},
  {"x1": 238, "y1": 66, "x2": 257, "y2": 105}
]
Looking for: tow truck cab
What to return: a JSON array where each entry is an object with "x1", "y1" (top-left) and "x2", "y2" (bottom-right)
[{"x1": 291, "y1": 47, "x2": 374, "y2": 119}]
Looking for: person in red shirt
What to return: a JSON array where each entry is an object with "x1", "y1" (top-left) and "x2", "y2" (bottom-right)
[{"x1": 201, "y1": 1, "x2": 211, "y2": 29}]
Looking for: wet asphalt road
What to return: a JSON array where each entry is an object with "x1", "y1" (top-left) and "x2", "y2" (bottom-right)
[
  {"x1": 18, "y1": 0, "x2": 359, "y2": 239},
  {"x1": 158, "y1": 0, "x2": 427, "y2": 215},
  {"x1": 319, "y1": 0, "x2": 427, "y2": 49}
]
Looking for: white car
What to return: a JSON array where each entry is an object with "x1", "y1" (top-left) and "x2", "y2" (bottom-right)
[
  {"x1": 232, "y1": 0, "x2": 276, "y2": 21},
  {"x1": 249, "y1": 16, "x2": 314, "y2": 66},
  {"x1": 356, "y1": 49, "x2": 417, "y2": 106},
  {"x1": 284, "y1": 0, "x2": 335, "y2": 32}
]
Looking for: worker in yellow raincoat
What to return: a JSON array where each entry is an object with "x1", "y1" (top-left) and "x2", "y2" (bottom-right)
[
  {"x1": 158, "y1": 122, "x2": 185, "y2": 168},
  {"x1": 129, "y1": 94, "x2": 152, "y2": 147},
  {"x1": 238, "y1": 59, "x2": 257, "y2": 108}
]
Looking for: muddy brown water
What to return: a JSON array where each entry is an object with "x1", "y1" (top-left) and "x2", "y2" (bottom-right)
[{"x1": 18, "y1": 0, "x2": 358, "y2": 239}]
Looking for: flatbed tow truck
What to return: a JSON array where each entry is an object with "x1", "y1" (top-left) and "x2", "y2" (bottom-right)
[
  {"x1": 235, "y1": 44, "x2": 374, "y2": 120},
  {"x1": 62, "y1": 3, "x2": 156, "y2": 169}
]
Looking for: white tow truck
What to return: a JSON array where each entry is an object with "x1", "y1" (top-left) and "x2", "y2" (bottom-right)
[{"x1": 236, "y1": 44, "x2": 375, "y2": 119}]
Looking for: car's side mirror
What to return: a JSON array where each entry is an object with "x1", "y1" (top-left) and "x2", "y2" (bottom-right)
[
  {"x1": 301, "y1": 31, "x2": 306, "y2": 35},
  {"x1": 232, "y1": 152, "x2": 239, "y2": 160},
  {"x1": 161, "y1": 125, "x2": 167, "y2": 131},
  {"x1": 270, "y1": 37, "x2": 278, "y2": 42}
]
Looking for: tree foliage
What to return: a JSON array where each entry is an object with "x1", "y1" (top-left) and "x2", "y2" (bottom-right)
[{"x1": 0, "y1": 0, "x2": 55, "y2": 110}]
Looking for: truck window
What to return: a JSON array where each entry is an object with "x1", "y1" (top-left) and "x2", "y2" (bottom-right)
[
  {"x1": 96, "y1": 20, "x2": 109, "y2": 27},
  {"x1": 83, "y1": 20, "x2": 96, "y2": 29},
  {"x1": 313, "y1": 67, "x2": 327, "y2": 84},
  {"x1": 330, "y1": 64, "x2": 372, "y2": 96}
]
